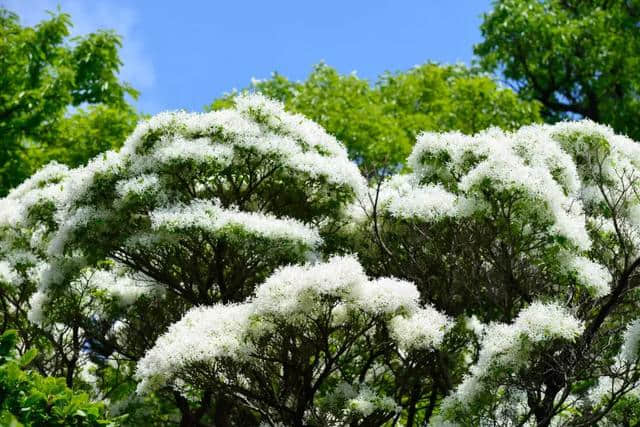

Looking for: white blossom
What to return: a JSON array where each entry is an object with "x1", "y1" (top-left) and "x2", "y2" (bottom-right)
[
  {"x1": 150, "y1": 199, "x2": 321, "y2": 248},
  {"x1": 0, "y1": 261, "x2": 19, "y2": 287},
  {"x1": 439, "y1": 302, "x2": 583, "y2": 417},
  {"x1": 85, "y1": 269, "x2": 159, "y2": 306},
  {"x1": 136, "y1": 256, "x2": 451, "y2": 394},
  {"x1": 347, "y1": 385, "x2": 400, "y2": 417},
  {"x1": 622, "y1": 319, "x2": 640, "y2": 362},
  {"x1": 564, "y1": 255, "x2": 611, "y2": 297},
  {"x1": 390, "y1": 306, "x2": 450, "y2": 351},
  {"x1": 27, "y1": 290, "x2": 48, "y2": 325},
  {"x1": 135, "y1": 303, "x2": 253, "y2": 394},
  {"x1": 378, "y1": 174, "x2": 457, "y2": 221}
]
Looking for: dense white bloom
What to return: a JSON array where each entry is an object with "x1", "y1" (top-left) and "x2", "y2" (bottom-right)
[
  {"x1": 466, "y1": 315, "x2": 486, "y2": 337},
  {"x1": 564, "y1": 255, "x2": 611, "y2": 297},
  {"x1": 390, "y1": 306, "x2": 450, "y2": 351},
  {"x1": 5, "y1": 161, "x2": 69, "y2": 203},
  {"x1": 116, "y1": 174, "x2": 160, "y2": 198},
  {"x1": 0, "y1": 162, "x2": 70, "y2": 227},
  {"x1": 136, "y1": 256, "x2": 451, "y2": 394},
  {"x1": 47, "y1": 207, "x2": 104, "y2": 258},
  {"x1": 252, "y1": 256, "x2": 367, "y2": 315},
  {"x1": 407, "y1": 131, "x2": 477, "y2": 180},
  {"x1": 149, "y1": 199, "x2": 321, "y2": 248},
  {"x1": 439, "y1": 302, "x2": 583, "y2": 417},
  {"x1": 0, "y1": 261, "x2": 19, "y2": 286},
  {"x1": 27, "y1": 290, "x2": 48, "y2": 325},
  {"x1": 153, "y1": 137, "x2": 234, "y2": 167},
  {"x1": 514, "y1": 302, "x2": 584, "y2": 342},
  {"x1": 117, "y1": 93, "x2": 365, "y2": 196},
  {"x1": 60, "y1": 150, "x2": 124, "y2": 208},
  {"x1": 347, "y1": 386, "x2": 400, "y2": 417},
  {"x1": 353, "y1": 277, "x2": 421, "y2": 315},
  {"x1": 403, "y1": 125, "x2": 595, "y2": 251},
  {"x1": 0, "y1": 198, "x2": 23, "y2": 227},
  {"x1": 378, "y1": 175, "x2": 457, "y2": 221},
  {"x1": 135, "y1": 303, "x2": 253, "y2": 394}
]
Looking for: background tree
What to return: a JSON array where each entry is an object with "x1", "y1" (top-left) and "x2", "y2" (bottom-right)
[
  {"x1": 209, "y1": 63, "x2": 541, "y2": 170},
  {"x1": 476, "y1": 0, "x2": 640, "y2": 139},
  {"x1": 0, "y1": 8, "x2": 138, "y2": 196}
]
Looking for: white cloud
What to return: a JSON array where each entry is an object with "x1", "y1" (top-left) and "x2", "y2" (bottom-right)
[{"x1": 2, "y1": 0, "x2": 155, "y2": 92}]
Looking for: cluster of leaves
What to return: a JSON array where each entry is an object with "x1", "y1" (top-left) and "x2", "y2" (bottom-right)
[
  {"x1": 209, "y1": 62, "x2": 541, "y2": 170},
  {"x1": 0, "y1": 330, "x2": 114, "y2": 426},
  {"x1": 0, "y1": 8, "x2": 138, "y2": 196},
  {"x1": 476, "y1": 0, "x2": 640, "y2": 139}
]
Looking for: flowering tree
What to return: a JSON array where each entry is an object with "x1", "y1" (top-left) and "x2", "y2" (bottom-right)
[
  {"x1": 0, "y1": 94, "x2": 364, "y2": 424},
  {"x1": 355, "y1": 121, "x2": 640, "y2": 425},
  {"x1": 2, "y1": 94, "x2": 640, "y2": 425},
  {"x1": 137, "y1": 256, "x2": 452, "y2": 426}
]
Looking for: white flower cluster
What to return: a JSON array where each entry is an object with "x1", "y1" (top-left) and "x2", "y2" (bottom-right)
[
  {"x1": 371, "y1": 121, "x2": 640, "y2": 302},
  {"x1": 152, "y1": 137, "x2": 234, "y2": 168},
  {"x1": 0, "y1": 260, "x2": 19, "y2": 287},
  {"x1": 115, "y1": 174, "x2": 160, "y2": 199},
  {"x1": 320, "y1": 382, "x2": 400, "y2": 420},
  {"x1": 0, "y1": 162, "x2": 69, "y2": 229},
  {"x1": 564, "y1": 255, "x2": 612, "y2": 298},
  {"x1": 27, "y1": 290, "x2": 48, "y2": 325},
  {"x1": 136, "y1": 256, "x2": 451, "y2": 394},
  {"x1": 135, "y1": 303, "x2": 253, "y2": 393},
  {"x1": 149, "y1": 199, "x2": 321, "y2": 248},
  {"x1": 117, "y1": 93, "x2": 365, "y2": 194},
  {"x1": 377, "y1": 174, "x2": 458, "y2": 221},
  {"x1": 0, "y1": 94, "x2": 366, "y2": 327},
  {"x1": 84, "y1": 268, "x2": 160, "y2": 307},
  {"x1": 346, "y1": 385, "x2": 400, "y2": 417},
  {"x1": 390, "y1": 308, "x2": 450, "y2": 352},
  {"x1": 552, "y1": 121, "x2": 640, "y2": 234},
  {"x1": 622, "y1": 319, "x2": 640, "y2": 362},
  {"x1": 439, "y1": 302, "x2": 584, "y2": 418},
  {"x1": 403, "y1": 126, "x2": 590, "y2": 250}
]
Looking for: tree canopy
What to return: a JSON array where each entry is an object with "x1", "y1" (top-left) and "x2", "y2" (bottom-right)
[
  {"x1": 4, "y1": 3, "x2": 640, "y2": 426},
  {"x1": 3, "y1": 95, "x2": 640, "y2": 425},
  {"x1": 0, "y1": 8, "x2": 138, "y2": 196},
  {"x1": 476, "y1": 0, "x2": 640, "y2": 139},
  {"x1": 209, "y1": 63, "x2": 541, "y2": 170}
]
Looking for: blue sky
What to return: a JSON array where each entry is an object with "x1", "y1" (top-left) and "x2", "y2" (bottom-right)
[{"x1": 4, "y1": 1, "x2": 493, "y2": 114}]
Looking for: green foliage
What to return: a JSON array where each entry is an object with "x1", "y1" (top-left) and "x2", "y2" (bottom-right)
[
  {"x1": 0, "y1": 8, "x2": 138, "y2": 196},
  {"x1": 0, "y1": 330, "x2": 114, "y2": 426},
  {"x1": 209, "y1": 63, "x2": 541, "y2": 170},
  {"x1": 476, "y1": 0, "x2": 640, "y2": 138},
  {"x1": 32, "y1": 104, "x2": 139, "y2": 169}
]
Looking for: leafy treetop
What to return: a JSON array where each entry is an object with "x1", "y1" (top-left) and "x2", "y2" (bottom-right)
[{"x1": 0, "y1": 8, "x2": 138, "y2": 196}]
